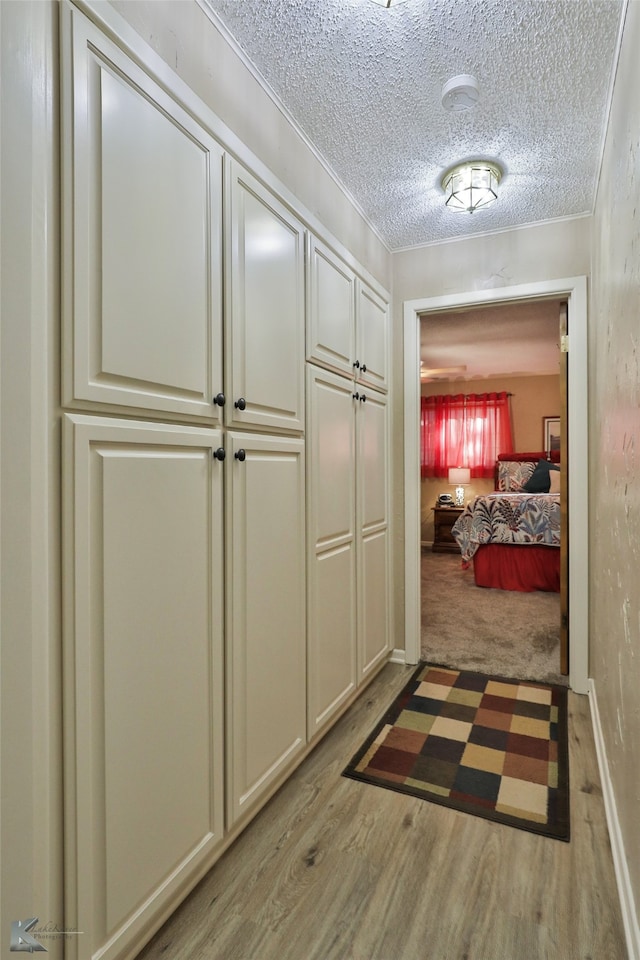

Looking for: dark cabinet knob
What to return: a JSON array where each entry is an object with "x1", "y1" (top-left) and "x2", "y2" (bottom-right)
[
  {"x1": 352, "y1": 392, "x2": 360, "y2": 401},
  {"x1": 361, "y1": 364, "x2": 367, "y2": 373},
  {"x1": 213, "y1": 447, "x2": 226, "y2": 461},
  {"x1": 360, "y1": 393, "x2": 367, "y2": 403},
  {"x1": 234, "y1": 397, "x2": 246, "y2": 411},
  {"x1": 234, "y1": 449, "x2": 246, "y2": 462},
  {"x1": 353, "y1": 360, "x2": 360, "y2": 370},
  {"x1": 213, "y1": 392, "x2": 225, "y2": 406}
]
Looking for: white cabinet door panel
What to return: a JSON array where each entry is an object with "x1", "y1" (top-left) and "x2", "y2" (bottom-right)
[
  {"x1": 307, "y1": 236, "x2": 356, "y2": 378},
  {"x1": 64, "y1": 415, "x2": 224, "y2": 960},
  {"x1": 226, "y1": 161, "x2": 305, "y2": 432},
  {"x1": 357, "y1": 390, "x2": 391, "y2": 678},
  {"x1": 306, "y1": 367, "x2": 357, "y2": 736},
  {"x1": 358, "y1": 389, "x2": 389, "y2": 532},
  {"x1": 63, "y1": 10, "x2": 223, "y2": 419},
  {"x1": 226, "y1": 432, "x2": 306, "y2": 823},
  {"x1": 359, "y1": 527, "x2": 391, "y2": 679},
  {"x1": 356, "y1": 281, "x2": 389, "y2": 394}
]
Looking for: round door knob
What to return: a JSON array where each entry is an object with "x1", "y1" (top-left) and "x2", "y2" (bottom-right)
[
  {"x1": 234, "y1": 397, "x2": 247, "y2": 411},
  {"x1": 213, "y1": 392, "x2": 225, "y2": 406},
  {"x1": 213, "y1": 447, "x2": 226, "y2": 461},
  {"x1": 234, "y1": 449, "x2": 246, "y2": 462}
]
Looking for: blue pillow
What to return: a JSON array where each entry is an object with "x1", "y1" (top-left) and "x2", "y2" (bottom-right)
[{"x1": 523, "y1": 459, "x2": 560, "y2": 493}]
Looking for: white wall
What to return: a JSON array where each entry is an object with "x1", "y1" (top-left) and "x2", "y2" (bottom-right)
[
  {"x1": 391, "y1": 218, "x2": 591, "y2": 642},
  {"x1": 589, "y1": 0, "x2": 640, "y2": 946}
]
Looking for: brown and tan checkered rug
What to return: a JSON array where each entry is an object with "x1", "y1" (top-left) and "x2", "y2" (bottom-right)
[{"x1": 343, "y1": 664, "x2": 569, "y2": 840}]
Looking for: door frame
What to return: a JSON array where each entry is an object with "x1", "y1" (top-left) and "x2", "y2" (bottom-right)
[{"x1": 403, "y1": 276, "x2": 588, "y2": 694}]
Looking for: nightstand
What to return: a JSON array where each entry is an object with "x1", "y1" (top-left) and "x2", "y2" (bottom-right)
[{"x1": 432, "y1": 505, "x2": 464, "y2": 553}]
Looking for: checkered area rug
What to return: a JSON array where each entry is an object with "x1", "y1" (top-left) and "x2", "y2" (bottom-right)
[{"x1": 343, "y1": 664, "x2": 569, "y2": 840}]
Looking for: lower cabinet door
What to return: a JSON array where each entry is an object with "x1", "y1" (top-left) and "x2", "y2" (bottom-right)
[
  {"x1": 63, "y1": 414, "x2": 225, "y2": 960},
  {"x1": 306, "y1": 366, "x2": 357, "y2": 738},
  {"x1": 225, "y1": 431, "x2": 306, "y2": 825},
  {"x1": 357, "y1": 389, "x2": 391, "y2": 679}
]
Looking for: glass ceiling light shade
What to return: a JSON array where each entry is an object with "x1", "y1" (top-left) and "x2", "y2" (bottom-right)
[{"x1": 441, "y1": 161, "x2": 502, "y2": 213}]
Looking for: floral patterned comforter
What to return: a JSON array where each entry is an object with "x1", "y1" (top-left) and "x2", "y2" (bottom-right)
[{"x1": 451, "y1": 493, "x2": 561, "y2": 563}]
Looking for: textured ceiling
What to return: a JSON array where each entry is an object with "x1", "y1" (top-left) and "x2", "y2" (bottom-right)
[
  {"x1": 420, "y1": 300, "x2": 562, "y2": 383},
  {"x1": 202, "y1": 0, "x2": 624, "y2": 250}
]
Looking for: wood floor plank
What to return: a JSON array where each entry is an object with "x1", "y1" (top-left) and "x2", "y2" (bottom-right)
[{"x1": 137, "y1": 664, "x2": 627, "y2": 960}]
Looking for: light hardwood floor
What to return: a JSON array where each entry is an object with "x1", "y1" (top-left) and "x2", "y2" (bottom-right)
[{"x1": 137, "y1": 663, "x2": 627, "y2": 960}]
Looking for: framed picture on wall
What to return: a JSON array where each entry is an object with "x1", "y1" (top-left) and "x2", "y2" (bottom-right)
[{"x1": 543, "y1": 416, "x2": 561, "y2": 455}]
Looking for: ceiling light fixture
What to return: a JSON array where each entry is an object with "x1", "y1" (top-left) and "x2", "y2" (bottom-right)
[
  {"x1": 369, "y1": 0, "x2": 408, "y2": 7},
  {"x1": 441, "y1": 161, "x2": 502, "y2": 213}
]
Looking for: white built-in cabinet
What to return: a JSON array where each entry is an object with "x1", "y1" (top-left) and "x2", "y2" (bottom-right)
[
  {"x1": 61, "y1": 7, "x2": 307, "y2": 960},
  {"x1": 307, "y1": 235, "x2": 389, "y2": 393},
  {"x1": 60, "y1": 5, "x2": 390, "y2": 960},
  {"x1": 306, "y1": 240, "x2": 391, "y2": 738}
]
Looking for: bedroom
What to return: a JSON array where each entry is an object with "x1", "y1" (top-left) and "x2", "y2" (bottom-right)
[{"x1": 419, "y1": 298, "x2": 565, "y2": 682}]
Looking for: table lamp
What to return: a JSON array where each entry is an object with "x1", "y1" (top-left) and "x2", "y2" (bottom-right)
[{"x1": 448, "y1": 467, "x2": 471, "y2": 506}]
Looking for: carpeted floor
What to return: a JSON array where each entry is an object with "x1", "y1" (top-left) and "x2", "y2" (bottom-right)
[
  {"x1": 421, "y1": 550, "x2": 566, "y2": 686},
  {"x1": 343, "y1": 662, "x2": 569, "y2": 840}
]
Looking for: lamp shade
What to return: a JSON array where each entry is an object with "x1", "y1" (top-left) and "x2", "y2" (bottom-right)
[
  {"x1": 441, "y1": 161, "x2": 502, "y2": 213},
  {"x1": 448, "y1": 467, "x2": 471, "y2": 485}
]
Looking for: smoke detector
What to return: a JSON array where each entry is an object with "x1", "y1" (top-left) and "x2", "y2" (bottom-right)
[{"x1": 441, "y1": 75, "x2": 480, "y2": 112}]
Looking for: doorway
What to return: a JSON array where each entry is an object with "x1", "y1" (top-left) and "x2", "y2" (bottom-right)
[{"x1": 403, "y1": 277, "x2": 588, "y2": 694}]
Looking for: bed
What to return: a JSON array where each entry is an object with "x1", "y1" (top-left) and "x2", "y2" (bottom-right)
[{"x1": 451, "y1": 452, "x2": 561, "y2": 592}]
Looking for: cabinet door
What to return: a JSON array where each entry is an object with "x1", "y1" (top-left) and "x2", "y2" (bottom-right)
[
  {"x1": 226, "y1": 432, "x2": 306, "y2": 824},
  {"x1": 307, "y1": 236, "x2": 356, "y2": 378},
  {"x1": 306, "y1": 367, "x2": 357, "y2": 738},
  {"x1": 356, "y1": 390, "x2": 391, "y2": 679},
  {"x1": 63, "y1": 415, "x2": 224, "y2": 960},
  {"x1": 226, "y1": 160, "x2": 305, "y2": 433},
  {"x1": 356, "y1": 281, "x2": 389, "y2": 393},
  {"x1": 62, "y1": 8, "x2": 223, "y2": 420}
]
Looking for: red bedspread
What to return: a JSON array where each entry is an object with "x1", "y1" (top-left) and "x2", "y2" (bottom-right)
[{"x1": 472, "y1": 544, "x2": 560, "y2": 593}]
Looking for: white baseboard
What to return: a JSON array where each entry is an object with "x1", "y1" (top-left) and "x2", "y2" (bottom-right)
[
  {"x1": 589, "y1": 678, "x2": 640, "y2": 960},
  {"x1": 389, "y1": 647, "x2": 409, "y2": 664}
]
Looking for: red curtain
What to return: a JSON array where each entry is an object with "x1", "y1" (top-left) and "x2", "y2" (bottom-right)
[{"x1": 420, "y1": 392, "x2": 513, "y2": 479}]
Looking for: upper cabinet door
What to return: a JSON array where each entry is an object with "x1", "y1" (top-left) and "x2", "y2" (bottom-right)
[
  {"x1": 306, "y1": 236, "x2": 356, "y2": 379},
  {"x1": 226, "y1": 160, "x2": 305, "y2": 433},
  {"x1": 355, "y1": 281, "x2": 389, "y2": 393},
  {"x1": 62, "y1": 8, "x2": 223, "y2": 420}
]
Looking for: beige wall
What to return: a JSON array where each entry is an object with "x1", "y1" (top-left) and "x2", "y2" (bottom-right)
[
  {"x1": 419, "y1": 374, "x2": 560, "y2": 541},
  {"x1": 589, "y1": 0, "x2": 640, "y2": 929},
  {"x1": 110, "y1": 0, "x2": 392, "y2": 292}
]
